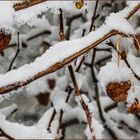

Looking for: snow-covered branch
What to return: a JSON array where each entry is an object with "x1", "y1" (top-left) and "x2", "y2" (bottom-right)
[{"x1": 0, "y1": 2, "x2": 139, "y2": 95}]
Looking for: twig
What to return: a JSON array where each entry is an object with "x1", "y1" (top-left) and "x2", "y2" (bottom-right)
[
  {"x1": 95, "y1": 55, "x2": 112, "y2": 66},
  {"x1": 14, "y1": 0, "x2": 48, "y2": 11},
  {"x1": 7, "y1": 32, "x2": 20, "y2": 71},
  {"x1": 107, "y1": 41, "x2": 140, "y2": 81},
  {"x1": 65, "y1": 14, "x2": 83, "y2": 40},
  {"x1": 75, "y1": 29, "x2": 86, "y2": 72},
  {"x1": 56, "y1": 86, "x2": 73, "y2": 138},
  {"x1": 89, "y1": 48, "x2": 117, "y2": 139},
  {"x1": 47, "y1": 108, "x2": 56, "y2": 132},
  {"x1": 59, "y1": 8, "x2": 65, "y2": 41},
  {"x1": 0, "y1": 3, "x2": 139, "y2": 94},
  {"x1": 27, "y1": 30, "x2": 51, "y2": 41},
  {"x1": 120, "y1": 121, "x2": 138, "y2": 134},
  {"x1": 89, "y1": 0, "x2": 99, "y2": 32},
  {"x1": 7, "y1": 30, "x2": 51, "y2": 50},
  {"x1": 104, "y1": 103, "x2": 118, "y2": 112},
  {"x1": 0, "y1": 128, "x2": 15, "y2": 140},
  {"x1": 68, "y1": 65, "x2": 95, "y2": 140}
]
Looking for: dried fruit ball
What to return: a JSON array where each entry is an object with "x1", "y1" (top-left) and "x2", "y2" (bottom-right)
[
  {"x1": 127, "y1": 102, "x2": 140, "y2": 114},
  {"x1": 106, "y1": 81, "x2": 131, "y2": 102},
  {"x1": 75, "y1": 0, "x2": 84, "y2": 9},
  {"x1": 0, "y1": 34, "x2": 11, "y2": 50}
]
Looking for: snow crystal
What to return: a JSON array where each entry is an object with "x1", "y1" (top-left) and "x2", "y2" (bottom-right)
[{"x1": 51, "y1": 87, "x2": 71, "y2": 112}]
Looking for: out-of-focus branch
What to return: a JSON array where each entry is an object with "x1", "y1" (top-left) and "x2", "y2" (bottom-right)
[{"x1": 0, "y1": 128, "x2": 15, "y2": 140}]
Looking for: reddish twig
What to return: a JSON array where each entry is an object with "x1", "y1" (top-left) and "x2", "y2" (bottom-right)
[
  {"x1": 89, "y1": 0, "x2": 99, "y2": 32},
  {"x1": 68, "y1": 65, "x2": 96, "y2": 140}
]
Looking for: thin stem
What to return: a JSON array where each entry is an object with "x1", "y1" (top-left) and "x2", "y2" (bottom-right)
[
  {"x1": 89, "y1": 0, "x2": 99, "y2": 32},
  {"x1": 90, "y1": 47, "x2": 117, "y2": 139},
  {"x1": 0, "y1": 3, "x2": 139, "y2": 94},
  {"x1": 8, "y1": 32, "x2": 20, "y2": 71},
  {"x1": 104, "y1": 103, "x2": 118, "y2": 112},
  {"x1": 68, "y1": 65, "x2": 95, "y2": 140},
  {"x1": 47, "y1": 109, "x2": 56, "y2": 132},
  {"x1": 0, "y1": 128, "x2": 15, "y2": 140},
  {"x1": 14, "y1": 0, "x2": 48, "y2": 11},
  {"x1": 59, "y1": 8, "x2": 65, "y2": 41},
  {"x1": 56, "y1": 86, "x2": 73, "y2": 138},
  {"x1": 107, "y1": 41, "x2": 140, "y2": 81}
]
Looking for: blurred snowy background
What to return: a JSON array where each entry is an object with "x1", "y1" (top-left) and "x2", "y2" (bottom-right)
[{"x1": 0, "y1": 0, "x2": 140, "y2": 139}]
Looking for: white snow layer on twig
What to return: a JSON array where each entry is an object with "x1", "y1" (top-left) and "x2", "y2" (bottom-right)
[{"x1": 0, "y1": 2, "x2": 138, "y2": 90}]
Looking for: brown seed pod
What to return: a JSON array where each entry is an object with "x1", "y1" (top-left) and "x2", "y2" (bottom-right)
[
  {"x1": 127, "y1": 102, "x2": 140, "y2": 114},
  {"x1": 134, "y1": 34, "x2": 140, "y2": 52},
  {"x1": 0, "y1": 34, "x2": 11, "y2": 51},
  {"x1": 106, "y1": 81, "x2": 131, "y2": 102}
]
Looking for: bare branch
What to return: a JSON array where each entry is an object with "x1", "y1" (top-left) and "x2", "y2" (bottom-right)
[{"x1": 68, "y1": 65, "x2": 95, "y2": 140}]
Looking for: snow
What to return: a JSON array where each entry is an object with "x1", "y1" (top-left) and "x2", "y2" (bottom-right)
[
  {"x1": 0, "y1": 1, "x2": 138, "y2": 92},
  {"x1": 51, "y1": 87, "x2": 71, "y2": 112},
  {"x1": 0, "y1": 104, "x2": 17, "y2": 118},
  {"x1": 105, "y1": 13, "x2": 134, "y2": 34},
  {"x1": 0, "y1": 2, "x2": 15, "y2": 34},
  {"x1": 85, "y1": 118, "x2": 103, "y2": 139},
  {"x1": 37, "y1": 107, "x2": 54, "y2": 129},
  {"x1": 0, "y1": 106, "x2": 58, "y2": 139},
  {"x1": 104, "y1": 113, "x2": 132, "y2": 139},
  {"x1": 14, "y1": 1, "x2": 82, "y2": 27},
  {"x1": 26, "y1": 73, "x2": 57, "y2": 96},
  {"x1": 98, "y1": 61, "x2": 134, "y2": 93}
]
